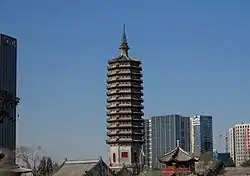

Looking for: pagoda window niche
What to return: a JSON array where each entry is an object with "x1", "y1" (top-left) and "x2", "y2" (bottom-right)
[{"x1": 113, "y1": 153, "x2": 116, "y2": 162}]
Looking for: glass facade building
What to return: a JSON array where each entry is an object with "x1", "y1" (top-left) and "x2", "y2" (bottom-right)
[
  {"x1": 151, "y1": 115, "x2": 190, "y2": 169},
  {"x1": 0, "y1": 34, "x2": 17, "y2": 154},
  {"x1": 141, "y1": 119, "x2": 152, "y2": 168},
  {"x1": 191, "y1": 115, "x2": 213, "y2": 156}
]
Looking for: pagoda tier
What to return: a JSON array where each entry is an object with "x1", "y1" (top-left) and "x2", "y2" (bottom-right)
[
  {"x1": 107, "y1": 116, "x2": 144, "y2": 122},
  {"x1": 107, "y1": 61, "x2": 142, "y2": 70},
  {"x1": 106, "y1": 137, "x2": 144, "y2": 145},
  {"x1": 106, "y1": 58, "x2": 144, "y2": 146}
]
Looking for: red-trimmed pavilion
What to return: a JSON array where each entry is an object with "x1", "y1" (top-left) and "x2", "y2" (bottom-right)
[{"x1": 158, "y1": 146, "x2": 199, "y2": 175}]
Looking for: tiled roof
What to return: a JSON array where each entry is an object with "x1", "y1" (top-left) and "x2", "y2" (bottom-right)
[
  {"x1": 158, "y1": 147, "x2": 199, "y2": 163},
  {"x1": 53, "y1": 159, "x2": 100, "y2": 176},
  {"x1": 109, "y1": 55, "x2": 141, "y2": 63}
]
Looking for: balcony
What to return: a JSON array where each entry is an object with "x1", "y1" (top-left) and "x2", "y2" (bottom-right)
[
  {"x1": 131, "y1": 91, "x2": 143, "y2": 96},
  {"x1": 107, "y1": 123, "x2": 142, "y2": 129},
  {"x1": 107, "y1": 96, "x2": 143, "y2": 103},
  {"x1": 107, "y1": 70, "x2": 121, "y2": 76},
  {"x1": 133, "y1": 139, "x2": 144, "y2": 143},
  {"x1": 107, "y1": 111, "x2": 144, "y2": 116},
  {"x1": 106, "y1": 137, "x2": 144, "y2": 144},
  {"x1": 107, "y1": 83, "x2": 143, "y2": 90},
  {"x1": 107, "y1": 117, "x2": 144, "y2": 122},
  {"x1": 106, "y1": 90, "x2": 133, "y2": 96},
  {"x1": 132, "y1": 124, "x2": 144, "y2": 129},
  {"x1": 107, "y1": 124, "x2": 119, "y2": 129},
  {"x1": 133, "y1": 131, "x2": 144, "y2": 135},
  {"x1": 119, "y1": 138, "x2": 133, "y2": 142},
  {"x1": 107, "y1": 130, "x2": 122, "y2": 136},
  {"x1": 107, "y1": 130, "x2": 136, "y2": 136},
  {"x1": 106, "y1": 137, "x2": 119, "y2": 144},
  {"x1": 132, "y1": 104, "x2": 144, "y2": 109}
]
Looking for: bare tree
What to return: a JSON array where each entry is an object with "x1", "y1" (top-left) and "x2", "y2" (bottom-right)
[
  {"x1": 0, "y1": 152, "x2": 5, "y2": 168},
  {"x1": 16, "y1": 146, "x2": 60, "y2": 175},
  {"x1": 16, "y1": 146, "x2": 43, "y2": 175}
]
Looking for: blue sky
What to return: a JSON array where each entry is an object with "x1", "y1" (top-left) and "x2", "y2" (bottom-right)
[{"x1": 1, "y1": 0, "x2": 250, "y2": 161}]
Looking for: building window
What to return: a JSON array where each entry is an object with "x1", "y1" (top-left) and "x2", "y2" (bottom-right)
[
  {"x1": 113, "y1": 153, "x2": 116, "y2": 162},
  {"x1": 121, "y1": 152, "x2": 128, "y2": 158}
]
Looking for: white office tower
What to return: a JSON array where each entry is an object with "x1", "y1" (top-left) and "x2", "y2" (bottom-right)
[
  {"x1": 190, "y1": 117, "x2": 195, "y2": 154},
  {"x1": 190, "y1": 115, "x2": 213, "y2": 156},
  {"x1": 228, "y1": 123, "x2": 250, "y2": 167}
]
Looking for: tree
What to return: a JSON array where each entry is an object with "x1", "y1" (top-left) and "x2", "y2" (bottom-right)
[
  {"x1": 240, "y1": 159, "x2": 250, "y2": 167},
  {"x1": 16, "y1": 146, "x2": 43, "y2": 175},
  {"x1": 46, "y1": 157, "x2": 54, "y2": 176},
  {"x1": 37, "y1": 157, "x2": 47, "y2": 176},
  {"x1": 16, "y1": 146, "x2": 60, "y2": 176},
  {"x1": 0, "y1": 90, "x2": 20, "y2": 122},
  {"x1": 226, "y1": 157, "x2": 236, "y2": 167},
  {"x1": 0, "y1": 153, "x2": 5, "y2": 168},
  {"x1": 53, "y1": 162, "x2": 60, "y2": 174}
]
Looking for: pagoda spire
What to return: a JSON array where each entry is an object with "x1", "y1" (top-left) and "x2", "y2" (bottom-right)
[{"x1": 119, "y1": 24, "x2": 130, "y2": 56}]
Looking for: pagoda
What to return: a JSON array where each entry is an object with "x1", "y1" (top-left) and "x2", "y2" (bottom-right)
[{"x1": 158, "y1": 144, "x2": 199, "y2": 175}]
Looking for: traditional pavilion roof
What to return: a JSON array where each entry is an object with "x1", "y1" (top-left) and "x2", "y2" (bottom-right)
[
  {"x1": 53, "y1": 157, "x2": 114, "y2": 176},
  {"x1": 158, "y1": 146, "x2": 199, "y2": 163},
  {"x1": 53, "y1": 159, "x2": 99, "y2": 176}
]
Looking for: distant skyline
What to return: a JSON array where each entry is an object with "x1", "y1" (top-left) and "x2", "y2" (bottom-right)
[{"x1": 1, "y1": 0, "x2": 250, "y2": 162}]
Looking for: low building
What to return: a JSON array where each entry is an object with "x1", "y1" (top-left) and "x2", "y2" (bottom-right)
[
  {"x1": 53, "y1": 157, "x2": 115, "y2": 176},
  {"x1": 158, "y1": 144, "x2": 199, "y2": 175}
]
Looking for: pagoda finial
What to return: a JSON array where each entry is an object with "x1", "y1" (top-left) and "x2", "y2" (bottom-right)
[
  {"x1": 119, "y1": 24, "x2": 130, "y2": 55},
  {"x1": 122, "y1": 24, "x2": 127, "y2": 43}
]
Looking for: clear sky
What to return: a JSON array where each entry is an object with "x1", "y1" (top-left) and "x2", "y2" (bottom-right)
[{"x1": 1, "y1": 0, "x2": 250, "y2": 162}]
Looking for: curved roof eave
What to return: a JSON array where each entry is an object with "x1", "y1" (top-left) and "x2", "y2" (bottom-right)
[{"x1": 108, "y1": 55, "x2": 141, "y2": 63}]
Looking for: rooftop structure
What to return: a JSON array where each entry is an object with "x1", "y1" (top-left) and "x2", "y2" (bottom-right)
[
  {"x1": 158, "y1": 144, "x2": 199, "y2": 175},
  {"x1": 106, "y1": 25, "x2": 144, "y2": 168},
  {"x1": 158, "y1": 146, "x2": 199, "y2": 164},
  {"x1": 53, "y1": 157, "x2": 114, "y2": 176}
]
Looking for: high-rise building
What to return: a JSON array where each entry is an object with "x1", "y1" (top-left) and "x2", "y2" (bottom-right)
[
  {"x1": 151, "y1": 115, "x2": 190, "y2": 169},
  {"x1": 228, "y1": 123, "x2": 250, "y2": 167},
  {"x1": 141, "y1": 119, "x2": 152, "y2": 168},
  {"x1": 190, "y1": 115, "x2": 213, "y2": 156},
  {"x1": 0, "y1": 34, "x2": 17, "y2": 153},
  {"x1": 106, "y1": 26, "x2": 144, "y2": 168},
  {"x1": 190, "y1": 117, "x2": 195, "y2": 154}
]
